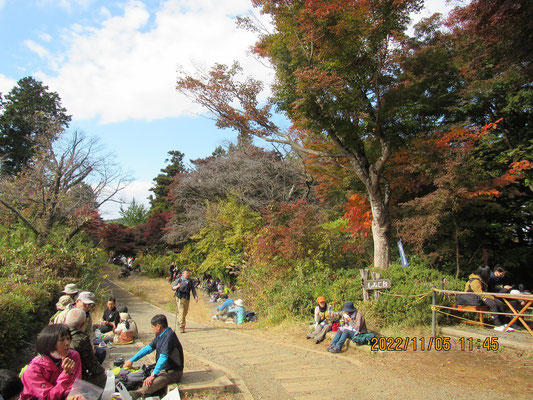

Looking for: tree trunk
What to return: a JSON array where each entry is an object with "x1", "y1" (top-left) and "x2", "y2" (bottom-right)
[{"x1": 368, "y1": 189, "x2": 391, "y2": 269}]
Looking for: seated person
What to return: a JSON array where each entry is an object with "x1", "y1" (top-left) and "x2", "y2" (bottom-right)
[
  {"x1": 49, "y1": 295, "x2": 73, "y2": 324},
  {"x1": 0, "y1": 369, "x2": 23, "y2": 400},
  {"x1": 113, "y1": 310, "x2": 137, "y2": 344},
  {"x1": 65, "y1": 308, "x2": 106, "y2": 388},
  {"x1": 123, "y1": 315, "x2": 184, "y2": 400},
  {"x1": 20, "y1": 324, "x2": 82, "y2": 400},
  {"x1": 306, "y1": 296, "x2": 336, "y2": 344},
  {"x1": 327, "y1": 302, "x2": 367, "y2": 353},
  {"x1": 457, "y1": 265, "x2": 509, "y2": 331},
  {"x1": 212, "y1": 294, "x2": 234, "y2": 320},
  {"x1": 93, "y1": 297, "x2": 120, "y2": 334},
  {"x1": 489, "y1": 265, "x2": 513, "y2": 293},
  {"x1": 226, "y1": 299, "x2": 246, "y2": 324}
]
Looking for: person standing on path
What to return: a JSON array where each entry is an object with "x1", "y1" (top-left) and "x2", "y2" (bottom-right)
[
  {"x1": 172, "y1": 268, "x2": 198, "y2": 333},
  {"x1": 124, "y1": 314, "x2": 184, "y2": 400}
]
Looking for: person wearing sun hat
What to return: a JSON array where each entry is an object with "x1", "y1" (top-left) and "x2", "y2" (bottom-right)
[
  {"x1": 62, "y1": 283, "x2": 80, "y2": 301},
  {"x1": 226, "y1": 299, "x2": 246, "y2": 324},
  {"x1": 327, "y1": 301, "x2": 367, "y2": 353},
  {"x1": 306, "y1": 296, "x2": 336, "y2": 344},
  {"x1": 50, "y1": 295, "x2": 74, "y2": 324}
]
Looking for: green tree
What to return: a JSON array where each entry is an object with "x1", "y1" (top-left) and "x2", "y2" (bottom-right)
[
  {"x1": 178, "y1": 0, "x2": 422, "y2": 268},
  {"x1": 120, "y1": 198, "x2": 149, "y2": 226},
  {"x1": 148, "y1": 150, "x2": 186, "y2": 213},
  {"x1": 0, "y1": 77, "x2": 71, "y2": 175}
]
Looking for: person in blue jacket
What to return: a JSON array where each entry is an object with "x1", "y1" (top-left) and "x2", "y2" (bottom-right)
[
  {"x1": 124, "y1": 314, "x2": 183, "y2": 399},
  {"x1": 226, "y1": 299, "x2": 246, "y2": 324},
  {"x1": 212, "y1": 294, "x2": 234, "y2": 320}
]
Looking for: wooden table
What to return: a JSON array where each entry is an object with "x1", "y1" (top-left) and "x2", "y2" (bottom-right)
[{"x1": 492, "y1": 292, "x2": 533, "y2": 336}]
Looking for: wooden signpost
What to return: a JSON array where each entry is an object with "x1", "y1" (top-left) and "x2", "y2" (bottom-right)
[{"x1": 360, "y1": 269, "x2": 392, "y2": 301}]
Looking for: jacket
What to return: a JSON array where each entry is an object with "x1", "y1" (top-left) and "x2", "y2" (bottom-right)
[
  {"x1": 69, "y1": 328, "x2": 104, "y2": 379},
  {"x1": 20, "y1": 350, "x2": 82, "y2": 400},
  {"x1": 314, "y1": 304, "x2": 334, "y2": 325},
  {"x1": 341, "y1": 311, "x2": 368, "y2": 334},
  {"x1": 465, "y1": 273, "x2": 494, "y2": 300}
]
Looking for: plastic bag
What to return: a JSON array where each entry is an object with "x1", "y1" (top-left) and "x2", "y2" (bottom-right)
[
  {"x1": 160, "y1": 387, "x2": 181, "y2": 400},
  {"x1": 101, "y1": 370, "x2": 116, "y2": 400},
  {"x1": 67, "y1": 378, "x2": 103, "y2": 400}
]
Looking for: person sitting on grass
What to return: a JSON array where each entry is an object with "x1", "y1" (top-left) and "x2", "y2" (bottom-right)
[
  {"x1": 327, "y1": 302, "x2": 367, "y2": 353},
  {"x1": 226, "y1": 299, "x2": 246, "y2": 324},
  {"x1": 123, "y1": 314, "x2": 184, "y2": 400},
  {"x1": 65, "y1": 308, "x2": 106, "y2": 388},
  {"x1": 306, "y1": 296, "x2": 336, "y2": 344},
  {"x1": 20, "y1": 324, "x2": 82, "y2": 400},
  {"x1": 212, "y1": 294, "x2": 234, "y2": 320}
]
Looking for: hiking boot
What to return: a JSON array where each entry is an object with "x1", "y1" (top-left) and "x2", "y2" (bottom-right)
[
  {"x1": 315, "y1": 338, "x2": 322, "y2": 344},
  {"x1": 180, "y1": 326, "x2": 186, "y2": 333},
  {"x1": 306, "y1": 334, "x2": 312, "y2": 339}
]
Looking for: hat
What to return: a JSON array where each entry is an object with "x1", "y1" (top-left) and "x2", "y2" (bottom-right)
[
  {"x1": 77, "y1": 291, "x2": 95, "y2": 304},
  {"x1": 234, "y1": 299, "x2": 244, "y2": 307},
  {"x1": 118, "y1": 306, "x2": 128, "y2": 313},
  {"x1": 316, "y1": 296, "x2": 326, "y2": 303},
  {"x1": 342, "y1": 301, "x2": 357, "y2": 314},
  {"x1": 510, "y1": 289, "x2": 520, "y2": 295},
  {"x1": 119, "y1": 312, "x2": 129, "y2": 321},
  {"x1": 62, "y1": 283, "x2": 80, "y2": 294},
  {"x1": 56, "y1": 295, "x2": 74, "y2": 310}
]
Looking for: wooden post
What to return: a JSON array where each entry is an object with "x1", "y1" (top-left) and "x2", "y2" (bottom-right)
[
  {"x1": 360, "y1": 269, "x2": 370, "y2": 301},
  {"x1": 432, "y1": 287, "x2": 437, "y2": 338}
]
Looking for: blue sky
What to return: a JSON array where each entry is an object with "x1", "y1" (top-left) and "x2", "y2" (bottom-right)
[{"x1": 0, "y1": 0, "x2": 455, "y2": 219}]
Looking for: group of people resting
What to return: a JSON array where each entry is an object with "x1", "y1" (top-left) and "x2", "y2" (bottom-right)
[
  {"x1": 457, "y1": 265, "x2": 529, "y2": 332},
  {"x1": 306, "y1": 297, "x2": 369, "y2": 353},
  {"x1": 211, "y1": 295, "x2": 247, "y2": 324},
  {"x1": 14, "y1": 283, "x2": 140, "y2": 400}
]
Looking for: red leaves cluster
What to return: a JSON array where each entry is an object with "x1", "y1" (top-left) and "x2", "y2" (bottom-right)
[
  {"x1": 342, "y1": 193, "x2": 372, "y2": 239},
  {"x1": 252, "y1": 200, "x2": 324, "y2": 266}
]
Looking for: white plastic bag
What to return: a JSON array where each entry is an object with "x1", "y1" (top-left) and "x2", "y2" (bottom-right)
[
  {"x1": 116, "y1": 382, "x2": 132, "y2": 400},
  {"x1": 101, "y1": 370, "x2": 115, "y2": 400},
  {"x1": 160, "y1": 387, "x2": 181, "y2": 400}
]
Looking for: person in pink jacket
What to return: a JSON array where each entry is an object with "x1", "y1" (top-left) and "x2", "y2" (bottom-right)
[{"x1": 20, "y1": 324, "x2": 82, "y2": 400}]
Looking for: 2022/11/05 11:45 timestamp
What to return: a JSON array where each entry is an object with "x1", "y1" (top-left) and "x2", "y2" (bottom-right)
[{"x1": 459, "y1": 337, "x2": 499, "y2": 351}]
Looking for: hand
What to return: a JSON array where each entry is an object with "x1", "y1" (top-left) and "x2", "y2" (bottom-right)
[
  {"x1": 123, "y1": 360, "x2": 133, "y2": 369},
  {"x1": 143, "y1": 375, "x2": 156, "y2": 387},
  {"x1": 195, "y1": 297, "x2": 199, "y2": 303},
  {"x1": 504, "y1": 285, "x2": 513, "y2": 290},
  {"x1": 62, "y1": 357, "x2": 75, "y2": 375}
]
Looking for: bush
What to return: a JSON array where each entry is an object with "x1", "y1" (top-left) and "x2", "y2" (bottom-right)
[
  {"x1": 239, "y1": 257, "x2": 463, "y2": 329},
  {"x1": 0, "y1": 225, "x2": 106, "y2": 368}
]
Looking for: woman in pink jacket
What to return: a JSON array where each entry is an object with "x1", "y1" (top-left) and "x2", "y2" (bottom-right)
[{"x1": 20, "y1": 324, "x2": 82, "y2": 400}]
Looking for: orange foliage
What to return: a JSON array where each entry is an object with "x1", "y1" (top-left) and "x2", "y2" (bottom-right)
[{"x1": 342, "y1": 193, "x2": 372, "y2": 239}]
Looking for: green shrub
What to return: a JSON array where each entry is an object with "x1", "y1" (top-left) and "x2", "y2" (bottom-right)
[{"x1": 0, "y1": 225, "x2": 106, "y2": 368}]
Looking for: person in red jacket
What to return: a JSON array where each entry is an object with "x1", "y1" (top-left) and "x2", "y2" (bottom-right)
[{"x1": 20, "y1": 324, "x2": 82, "y2": 400}]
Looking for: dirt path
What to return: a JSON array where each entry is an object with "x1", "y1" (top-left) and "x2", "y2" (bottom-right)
[{"x1": 104, "y1": 269, "x2": 533, "y2": 400}]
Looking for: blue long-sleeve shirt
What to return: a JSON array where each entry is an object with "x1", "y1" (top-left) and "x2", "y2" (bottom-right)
[{"x1": 129, "y1": 327, "x2": 183, "y2": 375}]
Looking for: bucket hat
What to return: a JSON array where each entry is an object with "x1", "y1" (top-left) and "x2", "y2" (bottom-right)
[
  {"x1": 342, "y1": 301, "x2": 357, "y2": 313},
  {"x1": 62, "y1": 283, "x2": 80, "y2": 294}
]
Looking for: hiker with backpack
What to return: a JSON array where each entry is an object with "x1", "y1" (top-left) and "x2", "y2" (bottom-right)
[
  {"x1": 327, "y1": 302, "x2": 368, "y2": 353},
  {"x1": 123, "y1": 314, "x2": 184, "y2": 400},
  {"x1": 172, "y1": 269, "x2": 198, "y2": 333}
]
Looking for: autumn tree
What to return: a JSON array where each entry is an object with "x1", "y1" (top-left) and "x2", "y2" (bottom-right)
[
  {"x1": 165, "y1": 145, "x2": 307, "y2": 244},
  {"x1": 0, "y1": 131, "x2": 131, "y2": 245},
  {"x1": 119, "y1": 198, "x2": 149, "y2": 226},
  {"x1": 0, "y1": 77, "x2": 71, "y2": 176},
  {"x1": 177, "y1": 0, "x2": 424, "y2": 268}
]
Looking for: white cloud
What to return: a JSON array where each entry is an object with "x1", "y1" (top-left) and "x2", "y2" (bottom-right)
[
  {"x1": 38, "y1": 0, "x2": 95, "y2": 12},
  {"x1": 24, "y1": 40, "x2": 50, "y2": 58},
  {"x1": 40, "y1": 33, "x2": 53, "y2": 42},
  {"x1": 99, "y1": 179, "x2": 153, "y2": 220},
  {"x1": 37, "y1": 0, "x2": 273, "y2": 124},
  {"x1": 0, "y1": 0, "x2": 6, "y2": 10},
  {"x1": 0, "y1": 74, "x2": 16, "y2": 94}
]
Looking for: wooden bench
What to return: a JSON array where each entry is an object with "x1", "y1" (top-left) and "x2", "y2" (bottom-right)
[{"x1": 452, "y1": 304, "x2": 490, "y2": 327}]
